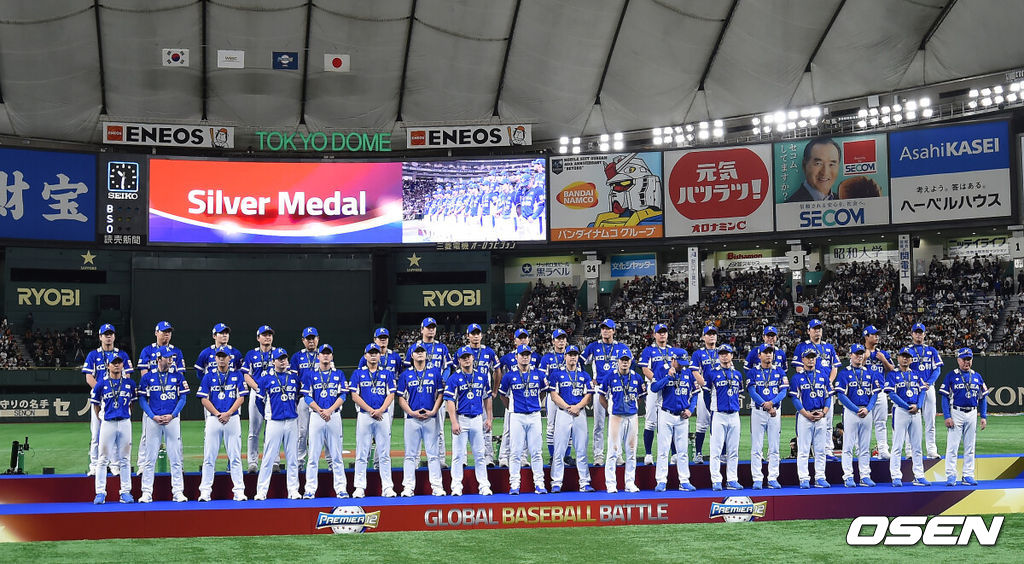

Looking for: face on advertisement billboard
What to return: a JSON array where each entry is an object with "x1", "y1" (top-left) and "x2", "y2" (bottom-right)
[
  {"x1": 548, "y1": 152, "x2": 663, "y2": 241},
  {"x1": 889, "y1": 121, "x2": 1010, "y2": 223},
  {"x1": 664, "y1": 144, "x2": 773, "y2": 237},
  {"x1": 401, "y1": 158, "x2": 546, "y2": 243},
  {"x1": 0, "y1": 147, "x2": 96, "y2": 242},
  {"x1": 774, "y1": 134, "x2": 889, "y2": 231},
  {"x1": 148, "y1": 159, "x2": 403, "y2": 244}
]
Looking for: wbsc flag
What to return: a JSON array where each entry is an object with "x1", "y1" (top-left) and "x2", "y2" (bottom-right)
[
  {"x1": 324, "y1": 54, "x2": 350, "y2": 72},
  {"x1": 273, "y1": 51, "x2": 298, "y2": 70},
  {"x1": 162, "y1": 48, "x2": 189, "y2": 67},
  {"x1": 217, "y1": 49, "x2": 245, "y2": 69}
]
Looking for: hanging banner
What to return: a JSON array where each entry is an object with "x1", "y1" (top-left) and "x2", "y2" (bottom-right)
[
  {"x1": 0, "y1": 148, "x2": 96, "y2": 242},
  {"x1": 548, "y1": 152, "x2": 664, "y2": 241},
  {"x1": 687, "y1": 247, "x2": 699, "y2": 305},
  {"x1": 664, "y1": 144, "x2": 774, "y2": 236},
  {"x1": 898, "y1": 234, "x2": 912, "y2": 292},
  {"x1": 609, "y1": 253, "x2": 657, "y2": 278},
  {"x1": 889, "y1": 121, "x2": 1011, "y2": 223},
  {"x1": 714, "y1": 250, "x2": 786, "y2": 270},
  {"x1": 946, "y1": 235, "x2": 1009, "y2": 258},
  {"x1": 507, "y1": 256, "x2": 576, "y2": 281},
  {"x1": 825, "y1": 242, "x2": 898, "y2": 265},
  {"x1": 774, "y1": 134, "x2": 889, "y2": 231},
  {"x1": 103, "y1": 122, "x2": 235, "y2": 149},
  {"x1": 406, "y1": 124, "x2": 532, "y2": 149}
]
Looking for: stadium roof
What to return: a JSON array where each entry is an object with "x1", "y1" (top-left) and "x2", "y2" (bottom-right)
[{"x1": 0, "y1": 0, "x2": 1020, "y2": 146}]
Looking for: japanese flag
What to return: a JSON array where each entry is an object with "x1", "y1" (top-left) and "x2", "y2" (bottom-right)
[
  {"x1": 162, "y1": 48, "x2": 189, "y2": 67},
  {"x1": 324, "y1": 54, "x2": 350, "y2": 72}
]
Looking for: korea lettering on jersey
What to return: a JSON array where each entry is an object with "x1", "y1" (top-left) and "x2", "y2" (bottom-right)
[
  {"x1": 706, "y1": 368, "x2": 743, "y2": 412},
  {"x1": 790, "y1": 369, "x2": 832, "y2": 410},
  {"x1": 90, "y1": 377, "x2": 137, "y2": 419},
  {"x1": 910, "y1": 345, "x2": 943, "y2": 380},
  {"x1": 792, "y1": 341, "x2": 840, "y2": 370},
  {"x1": 500, "y1": 369, "x2": 546, "y2": 413},
  {"x1": 601, "y1": 371, "x2": 646, "y2": 415},
  {"x1": 539, "y1": 351, "x2": 566, "y2": 376},
  {"x1": 397, "y1": 367, "x2": 443, "y2": 412},
  {"x1": 445, "y1": 370, "x2": 490, "y2": 415},
  {"x1": 940, "y1": 370, "x2": 987, "y2": 407},
  {"x1": 639, "y1": 346, "x2": 672, "y2": 380},
  {"x1": 139, "y1": 344, "x2": 187, "y2": 375},
  {"x1": 290, "y1": 349, "x2": 319, "y2": 375},
  {"x1": 82, "y1": 348, "x2": 134, "y2": 382},
  {"x1": 836, "y1": 367, "x2": 877, "y2": 407},
  {"x1": 196, "y1": 370, "x2": 248, "y2": 413},
  {"x1": 863, "y1": 349, "x2": 892, "y2": 386},
  {"x1": 744, "y1": 346, "x2": 787, "y2": 371},
  {"x1": 657, "y1": 370, "x2": 698, "y2": 412},
  {"x1": 550, "y1": 369, "x2": 593, "y2": 405},
  {"x1": 350, "y1": 368, "x2": 396, "y2": 411},
  {"x1": 301, "y1": 368, "x2": 348, "y2": 408},
  {"x1": 138, "y1": 370, "x2": 188, "y2": 413},
  {"x1": 406, "y1": 343, "x2": 452, "y2": 374},
  {"x1": 243, "y1": 348, "x2": 274, "y2": 381},
  {"x1": 500, "y1": 351, "x2": 540, "y2": 373},
  {"x1": 196, "y1": 345, "x2": 242, "y2": 375},
  {"x1": 257, "y1": 371, "x2": 300, "y2": 420},
  {"x1": 689, "y1": 348, "x2": 719, "y2": 379},
  {"x1": 468, "y1": 346, "x2": 498, "y2": 375},
  {"x1": 746, "y1": 366, "x2": 787, "y2": 404},
  {"x1": 885, "y1": 370, "x2": 924, "y2": 405},
  {"x1": 582, "y1": 342, "x2": 629, "y2": 385}
]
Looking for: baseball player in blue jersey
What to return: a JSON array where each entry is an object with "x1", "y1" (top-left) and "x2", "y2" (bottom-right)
[
  {"x1": 539, "y1": 328, "x2": 568, "y2": 461},
  {"x1": 496, "y1": 328, "x2": 540, "y2": 467},
  {"x1": 405, "y1": 318, "x2": 453, "y2": 469},
  {"x1": 940, "y1": 348, "x2": 988, "y2": 486},
  {"x1": 790, "y1": 349, "x2": 833, "y2": 488},
  {"x1": 445, "y1": 347, "x2": 494, "y2": 496},
  {"x1": 746, "y1": 345, "x2": 788, "y2": 490},
  {"x1": 465, "y1": 324, "x2": 499, "y2": 465},
  {"x1": 582, "y1": 319, "x2": 627, "y2": 466},
  {"x1": 909, "y1": 323, "x2": 944, "y2": 459},
  {"x1": 548, "y1": 345, "x2": 594, "y2": 493},
  {"x1": 90, "y1": 356, "x2": 136, "y2": 504},
  {"x1": 688, "y1": 326, "x2": 718, "y2": 464},
  {"x1": 135, "y1": 321, "x2": 187, "y2": 477},
  {"x1": 254, "y1": 348, "x2": 302, "y2": 500},
  {"x1": 640, "y1": 324, "x2": 671, "y2": 466},
  {"x1": 195, "y1": 323, "x2": 242, "y2": 380},
  {"x1": 862, "y1": 325, "x2": 894, "y2": 459},
  {"x1": 791, "y1": 319, "x2": 840, "y2": 451},
  {"x1": 242, "y1": 325, "x2": 276, "y2": 473},
  {"x1": 500, "y1": 344, "x2": 548, "y2": 495},
  {"x1": 351, "y1": 343, "x2": 397, "y2": 498},
  {"x1": 82, "y1": 323, "x2": 134, "y2": 478},
  {"x1": 290, "y1": 327, "x2": 321, "y2": 469},
  {"x1": 835, "y1": 344, "x2": 878, "y2": 488},
  {"x1": 196, "y1": 347, "x2": 248, "y2": 501},
  {"x1": 885, "y1": 347, "x2": 930, "y2": 487},
  {"x1": 137, "y1": 347, "x2": 189, "y2": 503},
  {"x1": 706, "y1": 345, "x2": 743, "y2": 491},
  {"x1": 301, "y1": 344, "x2": 348, "y2": 498},
  {"x1": 360, "y1": 328, "x2": 403, "y2": 470},
  {"x1": 600, "y1": 348, "x2": 645, "y2": 493},
  {"x1": 396, "y1": 342, "x2": 445, "y2": 497},
  {"x1": 744, "y1": 326, "x2": 788, "y2": 371},
  {"x1": 652, "y1": 347, "x2": 698, "y2": 492}
]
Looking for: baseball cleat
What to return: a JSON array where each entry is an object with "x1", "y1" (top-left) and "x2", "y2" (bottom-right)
[
  {"x1": 644, "y1": 455, "x2": 654, "y2": 465},
  {"x1": 254, "y1": 494, "x2": 267, "y2": 501},
  {"x1": 875, "y1": 452, "x2": 890, "y2": 460},
  {"x1": 287, "y1": 492, "x2": 301, "y2": 500},
  {"x1": 693, "y1": 454, "x2": 704, "y2": 464},
  {"x1": 859, "y1": 478, "x2": 876, "y2": 487},
  {"x1": 962, "y1": 476, "x2": 978, "y2": 486},
  {"x1": 400, "y1": 489, "x2": 414, "y2": 497},
  {"x1": 670, "y1": 454, "x2": 677, "y2": 465},
  {"x1": 272, "y1": 463, "x2": 281, "y2": 474},
  {"x1": 431, "y1": 488, "x2": 445, "y2": 497},
  {"x1": 119, "y1": 493, "x2": 135, "y2": 503},
  {"x1": 509, "y1": 488, "x2": 519, "y2": 496},
  {"x1": 712, "y1": 483, "x2": 723, "y2": 492},
  {"x1": 946, "y1": 475, "x2": 958, "y2": 487},
  {"x1": 352, "y1": 488, "x2": 365, "y2": 498},
  {"x1": 563, "y1": 456, "x2": 574, "y2": 466},
  {"x1": 233, "y1": 494, "x2": 247, "y2": 501},
  {"x1": 535, "y1": 486, "x2": 548, "y2": 494},
  {"x1": 498, "y1": 458, "x2": 508, "y2": 467},
  {"x1": 844, "y1": 478, "x2": 856, "y2": 488},
  {"x1": 198, "y1": 494, "x2": 211, "y2": 502},
  {"x1": 726, "y1": 481, "x2": 742, "y2": 490},
  {"x1": 799, "y1": 480, "x2": 810, "y2": 489},
  {"x1": 173, "y1": 493, "x2": 188, "y2": 503},
  {"x1": 606, "y1": 487, "x2": 617, "y2": 493},
  {"x1": 625, "y1": 485, "x2": 640, "y2": 493},
  {"x1": 679, "y1": 482, "x2": 696, "y2": 492},
  {"x1": 138, "y1": 493, "x2": 153, "y2": 503},
  {"x1": 479, "y1": 487, "x2": 493, "y2": 496},
  {"x1": 814, "y1": 479, "x2": 831, "y2": 489},
  {"x1": 450, "y1": 488, "x2": 463, "y2": 497},
  {"x1": 654, "y1": 482, "x2": 667, "y2": 492},
  {"x1": 382, "y1": 487, "x2": 397, "y2": 498},
  {"x1": 925, "y1": 452, "x2": 940, "y2": 460},
  {"x1": 247, "y1": 464, "x2": 258, "y2": 474},
  {"x1": 93, "y1": 493, "x2": 105, "y2": 504},
  {"x1": 303, "y1": 492, "x2": 316, "y2": 500},
  {"x1": 891, "y1": 480, "x2": 902, "y2": 487},
  {"x1": 594, "y1": 456, "x2": 605, "y2": 466},
  {"x1": 752, "y1": 482, "x2": 763, "y2": 490},
  {"x1": 767, "y1": 480, "x2": 782, "y2": 489},
  {"x1": 912, "y1": 478, "x2": 931, "y2": 487},
  {"x1": 551, "y1": 486, "x2": 561, "y2": 494},
  {"x1": 580, "y1": 485, "x2": 595, "y2": 493}
]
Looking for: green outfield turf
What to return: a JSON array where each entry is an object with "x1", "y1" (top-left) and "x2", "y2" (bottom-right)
[
  {"x1": 1, "y1": 413, "x2": 1021, "y2": 475},
  {"x1": 5, "y1": 514, "x2": 1021, "y2": 561}
]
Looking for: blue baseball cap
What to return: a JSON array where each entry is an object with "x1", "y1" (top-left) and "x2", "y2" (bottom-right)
[
  {"x1": 758, "y1": 344, "x2": 775, "y2": 353},
  {"x1": 411, "y1": 341, "x2": 427, "y2": 352},
  {"x1": 654, "y1": 323, "x2": 668, "y2": 333},
  {"x1": 552, "y1": 328, "x2": 567, "y2": 339},
  {"x1": 898, "y1": 347, "x2": 914, "y2": 357},
  {"x1": 514, "y1": 328, "x2": 529, "y2": 339},
  {"x1": 957, "y1": 347, "x2": 974, "y2": 359},
  {"x1": 466, "y1": 323, "x2": 483, "y2": 334},
  {"x1": 668, "y1": 347, "x2": 689, "y2": 361},
  {"x1": 154, "y1": 345, "x2": 173, "y2": 358},
  {"x1": 566, "y1": 345, "x2": 580, "y2": 355},
  {"x1": 374, "y1": 327, "x2": 390, "y2": 338},
  {"x1": 911, "y1": 323, "x2": 926, "y2": 333},
  {"x1": 808, "y1": 319, "x2": 824, "y2": 329},
  {"x1": 459, "y1": 345, "x2": 477, "y2": 357},
  {"x1": 155, "y1": 321, "x2": 173, "y2": 332},
  {"x1": 717, "y1": 344, "x2": 735, "y2": 354},
  {"x1": 257, "y1": 324, "x2": 274, "y2": 336},
  {"x1": 763, "y1": 325, "x2": 778, "y2": 336},
  {"x1": 600, "y1": 319, "x2": 616, "y2": 330},
  {"x1": 107, "y1": 355, "x2": 124, "y2": 364},
  {"x1": 364, "y1": 343, "x2": 381, "y2": 354},
  {"x1": 302, "y1": 326, "x2": 319, "y2": 338},
  {"x1": 849, "y1": 343, "x2": 866, "y2": 354},
  {"x1": 801, "y1": 348, "x2": 819, "y2": 358},
  {"x1": 99, "y1": 323, "x2": 116, "y2": 334},
  {"x1": 618, "y1": 348, "x2": 633, "y2": 360},
  {"x1": 272, "y1": 347, "x2": 289, "y2": 359},
  {"x1": 214, "y1": 346, "x2": 232, "y2": 357},
  {"x1": 863, "y1": 325, "x2": 879, "y2": 337},
  {"x1": 212, "y1": 322, "x2": 230, "y2": 334},
  {"x1": 516, "y1": 344, "x2": 532, "y2": 355},
  {"x1": 421, "y1": 317, "x2": 437, "y2": 328},
  {"x1": 702, "y1": 325, "x2": 717, "y2": 335},
  {"x1": 318, "y1": 344, "x2": 334, "y2": 354}
]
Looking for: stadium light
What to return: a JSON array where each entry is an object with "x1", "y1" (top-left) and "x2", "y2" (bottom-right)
[
  {"x1": 763, "y1": 114, "x2": 774, "y2": 124},
  {"x1": 651, "y1": 127, "x2": 661, "y2": 136},
  {"x1": 571, "y1": 146, "x2": 581, "y2": 154},
  {"x1": 685, "y1": 124, "x2": 694, "y2": 132},
  {"x1": 773, "y1": 111, "x2": 786, "y2": 124},
  {"x1": 599, "y1": 142, "x2": 610, "y2": 152},
  {"x1": 751, "y1": 117, "x2": 760, "y2": 125},
  {"x1": 881, "y1": 115, "x2": 890, "y2": 124},
  {"x1": 922, "y1": 107, "x2": 933, "y2": 117},
  {"x1": 905, "y1": 100, "x2": 918, "y2": 111},
  {"x1": 968, "y1": 89, "x2": 979, "y2": 98},
  {"x1": 967, "y1": 100, "x2": 978, "y2": 109},
  {"x1": 558, "y1": 136, "x2": 569, "y2": 145},
  {"x1": 919, "y1": 96, "x2": 931, "y2": 107},
  {"x1": 993, "y1": 85, "x2": 1003, "y2": 94},
  {"x1": 600, "y1": 133, "x2": 610, "y2": 143},
  {"x1": 685, "y1": 133, "x2": 694, "y2": 141},
  {"x1": 558, "y1": 146, "x2": 568, "y2": 154},
  {"x1": 906, "y1": 110, "x2": 917, "y2": 119},
  {"x1": 869, "y1": 117, "x2": 878, "y2": 126},
  {"x1": 981, "y1": 97, "x2": 992, "y2": 107},
  {"x1": 698, "y1": 129, "x2": 710, "y2": 140},
  {"x1": 698, "y1": 121, "x2": 709, "y2": 129},
  {"x1": 653, "y1": 136, "x2": 663, "y2": 145},
  {"x1": 880, "y1": 106, "x2": 890, "y2": 114},
  {"x1": 762, "y1": 126, "x2": 771, "y2": 134},
  {"x1": 893, "y1": 113, "x2": 903, "y2": 123},
  {"x1": 713, "y1": 119, "x2": 723, "y2": 127},
  {"x1": 809, "y1": 117, "x2": 818, "y2": 126},
  {"x1": 980, "y1": 87, "x2": 991, "y2": 96},
  {"x1": 857, "y1": 120, "x2": 867, "y2": 128},
  {"x1": 869, "y1": 108, "x2": 879, "y2": 116},
  {"x1": 674, "y1": 134, "x2": 684, "y2": 144},
  {"x1": 995, "y1": 95, "x2": 1005, "y2": 104},
  {"x1": 571, "y1": 137, "x2": 580, "y2": 145},
  {"x1": 612, "y1": 140, "x2": 624, "y2": 151},
  {"x1": 797, "y1": 119, "x2": 807, "y2": 128},
  {"x1": 712, "y1": 127, "x2": 724, "y2": 138},
  {"x1": 787, "y1": 110, "x2": 798, "y2": 120},
  {"x1": 858, "y1": 108, "x2": 868, "y2": 118},
  {"x1": 751, "y1": 127, "x2": 760, "y2": 135},
  {"x1": 1008, "y1": 93, "x2": 1019, "y2": 103},
  {"x1": 892, "y1": 103, "x2": 902, "y2": 112},
  {"x1": 808, "y1": 106, "x2": 821, "y2": 118},
  {"x1": 613, "y1": 132, "x2": 623, "y2": 141}
]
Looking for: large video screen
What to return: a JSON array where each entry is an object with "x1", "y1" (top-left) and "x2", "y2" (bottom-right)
[{"x1": 401, "y1": 158, "x2": 547, "y2": 243}]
